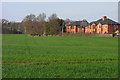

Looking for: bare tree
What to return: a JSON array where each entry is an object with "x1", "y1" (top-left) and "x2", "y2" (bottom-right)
[
  {"x1": 65, "y1": 18, "x2": 71, "y2": 24},
  {"x1": 36, "y1": 13, "x2": 46, "y2": 35},
  {"x1": 22, "y1": 14, "x2": 36, "y2": 35},
  {"x1": 36, "y1": 13, "x2": 46, "y2": 22},
  {"x1": 23, "y1": 14, "x2": 36, "y2": 22},
  {"x1": 48, "y1": 14, "x2": 58, "y2": 21}
]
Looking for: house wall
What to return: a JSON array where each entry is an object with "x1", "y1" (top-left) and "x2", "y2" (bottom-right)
[
  {"x1": 77, "y1": 28, "x2": 80, "y2": 33},
  {"x1": 118, "y1": 25, "x2": 120, "y2": 31},
  {"x1": 108, "y1": 25, "x2": 113, "y2": 34},
  {"x1": 66, "y1": 23, "x2": 120, "y2": 34},
  {"x1": 89, "y1": 24, "x2": 96, "y2": 34},
  {"x1": 85, "y1": 27, "x2": 88, "y2": 33},
  {"x1": 85, "y1": 24, "x2": 95, "y2": 34},
  {"x1": 108, "y1": 24, "x2": 120, "y2": 34},
  {"x1": 96, "y1": 23, "x2": 102, "y2": 34},
  {"x1": 78, "y1": 28, "x2": 82, "y2": 32},
  {"x1": 66, "y1": 25, "x2": 71, "y2": 33},
  {"x1": 82, "y1": 28, "x2": 84, "y2": 32},
  {"x1": 74, "y1": 25, "x2": 76, "y2": 33},
  {"x1": 77, "y1": 28, "x2": 85, "y2": 33},
  {"x1": 89, "y1": 25, "x2": 93, "y2": 33},
  {"x1": 66, "y1": 25, "x2": 76, "y2": 33},
  {"x1": 101, "y1": 24, "x2": 108, "y2": 34}
]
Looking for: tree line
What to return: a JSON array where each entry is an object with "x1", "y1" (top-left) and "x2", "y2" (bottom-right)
[
  {"x1": 22, "y1": 13, "x2": 70, "y2": 35},
  {"x1": 2, "y1": 19, "x2": 24, "y2": 34},
  {"x1": 2, "y1": 13, "x2": 71, "y2": 35}
]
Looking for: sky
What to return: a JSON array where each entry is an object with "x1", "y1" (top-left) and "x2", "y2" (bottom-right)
[
  {"x1": 2, "y1": 2, "x2": 118, "y2": 23},
  {"x1": 119, "y1": 1, "x2": 120, "y2": 23}
]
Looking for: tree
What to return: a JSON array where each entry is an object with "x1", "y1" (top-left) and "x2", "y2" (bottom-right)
[
  {"x1": 48, "y1": 14, "x2": 60, "y2": 35},
  {"x1": 2, "y1": 19, "x2": 9, "y2": 24},
  {"x1": 36, "y1": 13, "x2": 46, "y2": 22},
  {"x1": 46, "y1": 22, "x2": 51, "y2": 35},
  {"x1": 0, "y1": 19, "x2": 1, "y2": 34},
  {"x1": 2, "y1": 19, "x2": 24, "y2": 34},
  {"x1": 2, "y1": 19, "x2": 11, "y2": 34},
  {"x1": 36, "y1": 13, "x2": 46, "y2": 34},
  {"x1": 57, "y1": 19, "x2": 65, "y2": 33},
  {"x1": 65, "y1": 18, "x2": 71, "y2": 24},
  {"x1": 22, "y1": 14, "x2": 36, "y2": 34}
]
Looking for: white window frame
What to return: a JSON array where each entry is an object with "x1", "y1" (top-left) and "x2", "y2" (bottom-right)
[
  {"x1": 105, "y1": 25, "x2": 107, "y2": 29},
  {"x1": 98, "y1": 25, "x2": 101, "y2": 29},
  {"x1": 98, "y1": 31, "x2": 101, "y2": 34}
]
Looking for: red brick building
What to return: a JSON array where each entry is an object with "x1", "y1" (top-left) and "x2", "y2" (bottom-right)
[
  {"x1": 85, "y1": 16, "x2": 120, "y2": 34},
  {"x1": 66, "y1": 16, "x2": 120, "y2": 34},
  {"x1": 66, "y1": 20, "x2": 89, "y2": 33}
]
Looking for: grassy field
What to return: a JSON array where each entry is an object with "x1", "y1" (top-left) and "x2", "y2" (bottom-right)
[{"x1": 2, "y1": 34, "x2": 118, "y2": 78}]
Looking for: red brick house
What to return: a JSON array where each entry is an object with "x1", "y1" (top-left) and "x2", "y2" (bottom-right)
[
  {"x1": 66, "y1": 20, "x2": 89, "y2": 33},
  {"x1": 85, "y1": 16, "x2": 120, "y2": 34}
]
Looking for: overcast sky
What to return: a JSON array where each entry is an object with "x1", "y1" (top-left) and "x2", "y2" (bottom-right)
[{"x1": 2, "y1": 2, "x2": 118, "y2": 23}]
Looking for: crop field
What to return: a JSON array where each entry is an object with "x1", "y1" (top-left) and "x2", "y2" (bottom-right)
[{"x1": 2, "y1": 34, "x2": 118, "y2": 78}]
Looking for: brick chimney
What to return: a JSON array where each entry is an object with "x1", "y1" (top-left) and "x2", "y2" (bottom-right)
[
  {"x1": 82, "y1": 19, "x2": 86, "y2": 22},
  {"x1": 102, "y1": 16, "x2": 107, "y2": 20},
  {"x1": 68, "y1": 22, "x2": 71, "y2": 24}
]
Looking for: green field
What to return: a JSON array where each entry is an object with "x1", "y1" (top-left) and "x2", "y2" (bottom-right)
[{"x1": 2, "y1": 34, "x2": 118, "y2": 78}]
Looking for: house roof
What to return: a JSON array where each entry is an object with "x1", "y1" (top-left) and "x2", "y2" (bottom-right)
[
  {"x1": 90, "y1": 18, "x2": 120, "y2": 25},
  {"x1": 90, "y1": 21, "x2": 96, "y2": 25},
  {"x1": 67, "y1": 20, "x2": 89, "y2": 28}
]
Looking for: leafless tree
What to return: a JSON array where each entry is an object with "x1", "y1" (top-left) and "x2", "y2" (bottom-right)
[
  {"x1": 36, "y1": 13, "x2": 46, "y2": 22},
  {"x1": 65, "y1": 18, "x2": 71, "y2": 24},
  {"x1": 36, "y1": 13, "x2": 46, "y2": 34},
  {"x1": 22, "y1": 14, "x2": 36, "y2": 34}
]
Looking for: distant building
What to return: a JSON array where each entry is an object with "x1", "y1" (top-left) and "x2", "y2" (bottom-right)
[
  {"x1": 65, "y1": 16, "x2": 120, "y2": 34},
  {"x1": 65, "y1": 20, "x2": 89, "y2": 33},
  {"x1": 85, "y1": 16, "x2": 120, "y2": 34}
]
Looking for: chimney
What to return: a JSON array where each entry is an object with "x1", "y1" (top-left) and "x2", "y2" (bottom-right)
[
  {"x1": 102, "y1": 16, "x2": 107, "y2": 20},
  {"x1": 82, "y1": 20, "x2": 85, "y2": 22},
  {"x1": 82, "y1": 19, "x2": 86, "y2": 22}
]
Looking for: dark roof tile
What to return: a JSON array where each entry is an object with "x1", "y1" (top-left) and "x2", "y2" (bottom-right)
[
  {"x1": 67, "y1": 20, "x2": 89, "y2": 28},
  {"x1": 90, "y1": 18, "x2": 120, "y2": 25}
]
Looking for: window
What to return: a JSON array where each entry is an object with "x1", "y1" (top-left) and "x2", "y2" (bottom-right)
[
  {"x1": 68, "y1": 26, "x2": 70, "y2": 29},
  {"x1": 93, "y1": 25, "x2": 95, "y2": 29},
  {"x1": 98, "y1": 25, "x2": 101, "y2": 29},
  {"x1": 72, "y1": 26, "x2": 74, "y2": 29},
  {"x1": 71, "y1": 26, "x2": 74, "y2": 29},
  {"x1": 105, "y1": 25, "x2": 107, "y2": 29},
  {"x1": 90, "y1": 25, "x2": 91, "y2": 29},
  {"x1": 113, "y1": 25, "x2": 116, "y2": 30},
  {"x1": 98, "y1": 31, "x2": 101, "y2": 34},
  {"x1": 116, "y1": 26, "x2": 118, "y2": 29}
]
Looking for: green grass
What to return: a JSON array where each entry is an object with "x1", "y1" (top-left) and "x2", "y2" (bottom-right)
[{"x1": 2, "y1": 34, "x2": 118, "y2": 78}]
